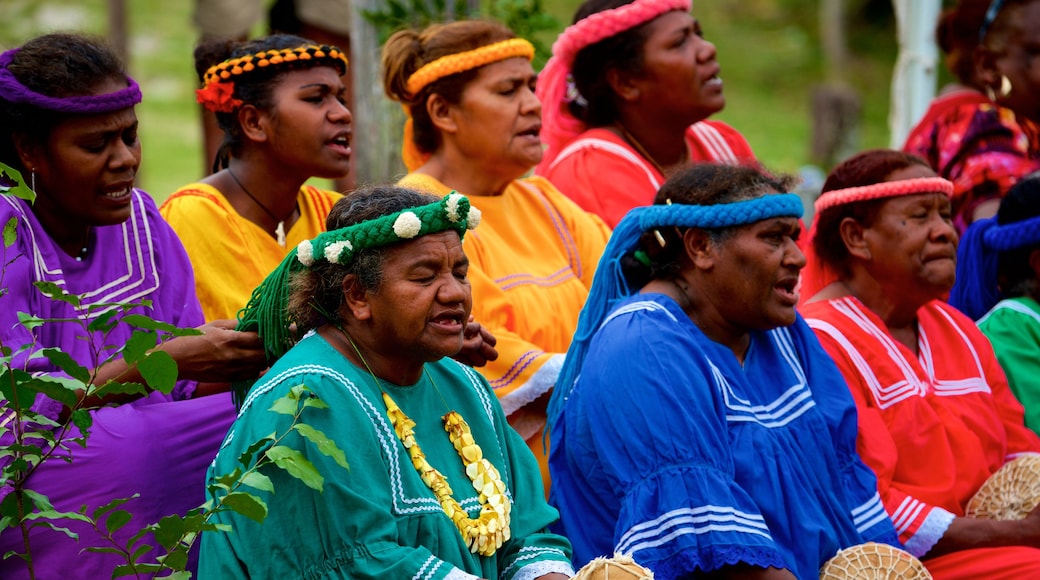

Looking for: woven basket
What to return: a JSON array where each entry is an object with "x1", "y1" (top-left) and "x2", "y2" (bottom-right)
[
  {"x1": 966, "y1": 455, "x2": 1040, "y2": 520},
  {"x1": 573, "y1": 554, "x2": 654, "y2": 579},
  {"x1": 819, "y1": 542, "x2": 932, "y2": 579}
]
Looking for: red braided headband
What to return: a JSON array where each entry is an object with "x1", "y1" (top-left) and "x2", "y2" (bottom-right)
[{"x1": 814, "y1": 177, "x2": 954, "y2": 214}]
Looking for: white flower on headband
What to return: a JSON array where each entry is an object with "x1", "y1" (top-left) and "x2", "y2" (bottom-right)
[
  {"x1": 394, "y1": 212, "x2": 422, "y2": 238},
  {"x1": 297, "y1": 240, "x2": 315, "y2": 266},
  {"x1": 466, "y1": 207, "x2": 482, "y2": 230},
  {"x1": 324, "y1": 240, "x2": 353, "y2": 264},
  {"x1": 445, "y1": 193, "x2": 465, "y2": 222}
]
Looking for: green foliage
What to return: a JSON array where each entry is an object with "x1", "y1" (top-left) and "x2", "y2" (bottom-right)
[
  {"x1": 0, "y1": 218, "x2": 349, "y2": 577},
  {"x1": 362, "y1": 0, "x2": 560, "y2": 69}
]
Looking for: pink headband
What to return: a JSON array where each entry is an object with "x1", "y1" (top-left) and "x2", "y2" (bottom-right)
[
  {"x1": 535, "y1": 0, "x2": 691, "y2": 175},
  {"x1": 814, "y1": 177, "x2": 954, "y2": 214}
]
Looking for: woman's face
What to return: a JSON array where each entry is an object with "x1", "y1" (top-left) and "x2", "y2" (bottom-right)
[
  {"x1": 995, "y1": 0, "x2": 1040, "y2": 122},
  {"x1": 363, "y1": 230, "x2": 473, "y2": 366},
  {"x1": 263, "y1": 66, "x2": 352, "y2": 179},
  {"x1": 706, "y1": 214, "x2": 805, "y2": 331},
  {"x1": 448, "y1": 57, "x2": 542, "y2": 179},
  {"x1": 25, "y1": 77, "x2": 141, "y2": 230},
  {"x1": 862, "y1": 166, "x2": 959, "y2": 300},
  {"x1": 633, "y1": 10, "x2": 724, "y2": 124}
]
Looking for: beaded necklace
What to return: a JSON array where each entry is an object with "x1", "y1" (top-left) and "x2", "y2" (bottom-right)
[{"x1": 339, "y1": 326, "x2": 512, "y2": 555}]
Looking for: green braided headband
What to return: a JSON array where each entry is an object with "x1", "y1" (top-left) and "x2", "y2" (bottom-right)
[{"x1": 234, "y1": 192, "x2": 480, "y2": 400}]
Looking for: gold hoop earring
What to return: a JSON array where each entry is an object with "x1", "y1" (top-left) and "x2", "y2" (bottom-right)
[{"x1": 1000, "y1": 75, "x2": 1013, "y2": 98}]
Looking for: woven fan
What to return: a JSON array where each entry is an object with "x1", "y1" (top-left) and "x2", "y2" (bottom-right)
[
  {"x1": 573, "y1": 553, "x2": 654, "y2": 579},
  {"x1": 966, "y1": 455, "x2": 1040, "y2": 520},
  {"x1": 819, "y1": 542, "x2": 932, "y2": 579}
]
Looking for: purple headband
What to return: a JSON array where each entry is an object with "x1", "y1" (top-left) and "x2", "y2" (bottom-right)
[{"x1": 0, "y1": 48, "x2": 142, "y2": 114}]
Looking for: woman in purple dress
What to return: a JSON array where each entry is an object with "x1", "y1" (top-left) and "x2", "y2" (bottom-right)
[{"x1": 0, "y1": 33, "x2": 267, "y2": 578}]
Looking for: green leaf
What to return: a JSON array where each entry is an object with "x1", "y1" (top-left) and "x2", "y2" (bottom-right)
[
  {"x1": 90, "y1": 380, "x2": 148, "y2": 398},
  {"x1": 130, "y1": 543, "x2": 154, "y2": 563},
  {"x1": 40, "y1": 348, "x2": 91, "y2": 383},
  {"x1": 150, "y1": 513, "x2": 188, "y2": 551},
  {"x1": 0, "y1": 368, "x2": 39, "y2": 409},
  {"x1": 122, "y1": 329, "x2": 158, "y2": 364},
  {"x1": 240, "y1": 471, "x2": 274, "y2": 494},
  {"x1": 92, "y1": 495, "x2": 137, "y2": 522},
  {"x1": 85, "y1": 309, "x2": 120, "y2": 333},
  {"x1": 112, "y1": 563, "x2": 162, "y2": 577},
  {"x1": 268, "y1": 393, "x2": 300, "y2": 416},
  {"x1": 0, "y1": 163, "x2": 35, "y2": 202},
  {"x1": 157, "y1": 548, "x2": 192, "y2": 573},
  {"x1": 20, "y1": 374, "x2": 81, "y2": 408},
  {"x1": 121, "y1": 314, "x2": 200, "y2": 336},
  {"x1": 70, "y1": 408, "x2": 92, "y2": 433},
  {"x1": 221, "y1": 491, "x2": 268, "y2": 523},
  {"x1": 2, "y1": 217, "x2": 16, "y2": 248},
  {"x1": 237, "y1": 433, "x2": 276, "y2": 467},
  {"x1": 214, "y1": 466, "x2": 243, "y2": 490},
  {"x1": 23, "y1": 508, "x2": 93, "y2": 524},
  {"x1": 16, "y1": 311, "x2": 44, "y2": 331},
  {"x1": 265, "y1": 445, "x2": 324, "y2": 491},
  {"x1": 103, "y1": 509, "x2": 132, "y2": 535},
  {"x1": 29, "y1": 521, "x2": 79, "y2": 539},
  {"x1": 302, "y1": 396, "x2": 330, "y2": 410},
  {"x1": 294, "y1": 424, "x2": 349, "y2": 470},
  {"x1": 21, "y1": 489, "x2": 54, "y2": 512},
  {"x1": 137, "y1": 350, "x2": 178, "y2": 394},
  {"x1": 33, "y1": 281, "x2": 81, "y2": 308}
]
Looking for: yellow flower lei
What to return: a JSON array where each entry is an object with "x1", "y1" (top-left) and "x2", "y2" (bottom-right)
[{"x1": 382, "y1": 392, "x2": 512, "y2": 556}]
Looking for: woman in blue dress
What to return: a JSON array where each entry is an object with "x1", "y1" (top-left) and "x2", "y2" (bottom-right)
[{"x1": 547, "y1": 163, "x2": 908, "y2": 579}]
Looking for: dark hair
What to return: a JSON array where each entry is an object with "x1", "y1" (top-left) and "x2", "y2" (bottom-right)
[
  {"x1": 568, "y1": 0, "x2": 654, "y2": 127},
  {"x1": 194, "y1": 33, "x2": 346, "y2": 172},
  {"x1": 622, "y1": 162, "x2": 797, "y2": 287},
  {"x1": 287, "y1": 185, "x2": 440, "y2": 331},
  {"x1": 995, "y1": 173, "x2": 1040, "y2": 296},
  {"x1": 382, "y1": 20, "x2": 517, "y2": 156},
  {"x1": 0, "y1": 33, "x2": 126, "y2": 169},
  {"x1": 937, "y1": 0, "x2": 1034, "y2": 85},
  {"x1": 813, "y1": 149, "x2": 933, "y2": 275}
]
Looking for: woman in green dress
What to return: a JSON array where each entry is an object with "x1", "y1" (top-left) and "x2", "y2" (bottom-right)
[{"x1": 199, "y1": 184, "x2": 573, "y2": 579}]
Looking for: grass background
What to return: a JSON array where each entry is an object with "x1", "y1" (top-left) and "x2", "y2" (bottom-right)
[{"x1": 0, "y1": 0, "x2": 912, "y2": 203}]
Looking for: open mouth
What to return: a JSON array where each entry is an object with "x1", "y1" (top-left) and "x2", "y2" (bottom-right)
[
  {"x1": 102, "y1": 185, "x2": 133, "y2": 201},
  {"x1": 517, "y1": 126, "x2": 541, "y2": 139},
  {"x1": 329, "y1": 134, "x2": 352, "y2": 154},
  {"x1": 774, "y1": 278, "x2": 799, "y2": 304},
  {"x1": 430, "y1": 310, "x2": 466, "y2": 332}
]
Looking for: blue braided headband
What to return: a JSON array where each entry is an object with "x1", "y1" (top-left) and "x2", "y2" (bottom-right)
[
  {"x1": 983, "y1": 214, "x2": 1040, "y2": 252},
  {"x1": 0, "y1": 48, "x2": 143, "y2": 114},
  {"x1": 637, "y1": 193, "x2": 804, "y2": 230},
  {"x1": 545, "y1": 193, "x2": 804, "y2": 431}
]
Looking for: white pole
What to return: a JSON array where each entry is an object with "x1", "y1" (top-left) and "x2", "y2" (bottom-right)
[{"x1": 889, "y1": 0, "x2": 942, "y2": 148}]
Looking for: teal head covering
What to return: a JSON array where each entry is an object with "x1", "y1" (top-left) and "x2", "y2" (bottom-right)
[{"x1": 233, "y1": 191, "x2": 480, "y2": 405}]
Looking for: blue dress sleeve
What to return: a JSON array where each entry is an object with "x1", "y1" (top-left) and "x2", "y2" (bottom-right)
[{"x1": 565, "y1": 301, "x2": 789, "y2": 576}]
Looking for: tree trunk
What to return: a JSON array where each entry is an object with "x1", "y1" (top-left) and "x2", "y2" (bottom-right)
[{"x1": 350, "y1": 0, "x2": 407, "y2": 187}]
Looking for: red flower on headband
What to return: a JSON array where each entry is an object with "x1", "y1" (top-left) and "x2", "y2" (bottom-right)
[{"x1": 195, "y1": 81, "x2": 243, "y2": 113}]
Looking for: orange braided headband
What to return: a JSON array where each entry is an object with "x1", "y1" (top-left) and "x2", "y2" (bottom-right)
[
  {"x1": 196, "y1": 44, "x2": 348, "y2": 113},
  {"x1": 814, "y1": 177, "x2": 954, "y2": 214},
  {"x1": 405, "y1": 38, "x2": 534, "y2": 98}
]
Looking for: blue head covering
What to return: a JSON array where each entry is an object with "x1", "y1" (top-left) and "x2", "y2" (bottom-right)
[
  {"x1": 949, "y1": 214, "x2": 1040, "y2": 320},
  {"x1": 545, "y1": 193, "x2": 805, "y2": 429}
]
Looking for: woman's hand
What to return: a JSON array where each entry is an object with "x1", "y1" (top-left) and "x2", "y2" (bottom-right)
[
  {"x1": 162, "y1": 319, "x2": 268, "y2": 383},
  {"x1": 453, "y1": 316, "x2": 498, "y2": 367}
]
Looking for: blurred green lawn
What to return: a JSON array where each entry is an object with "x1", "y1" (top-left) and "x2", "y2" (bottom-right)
[{"x1": 1, "y1": 0, "x2": 899, "y2": 203}]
